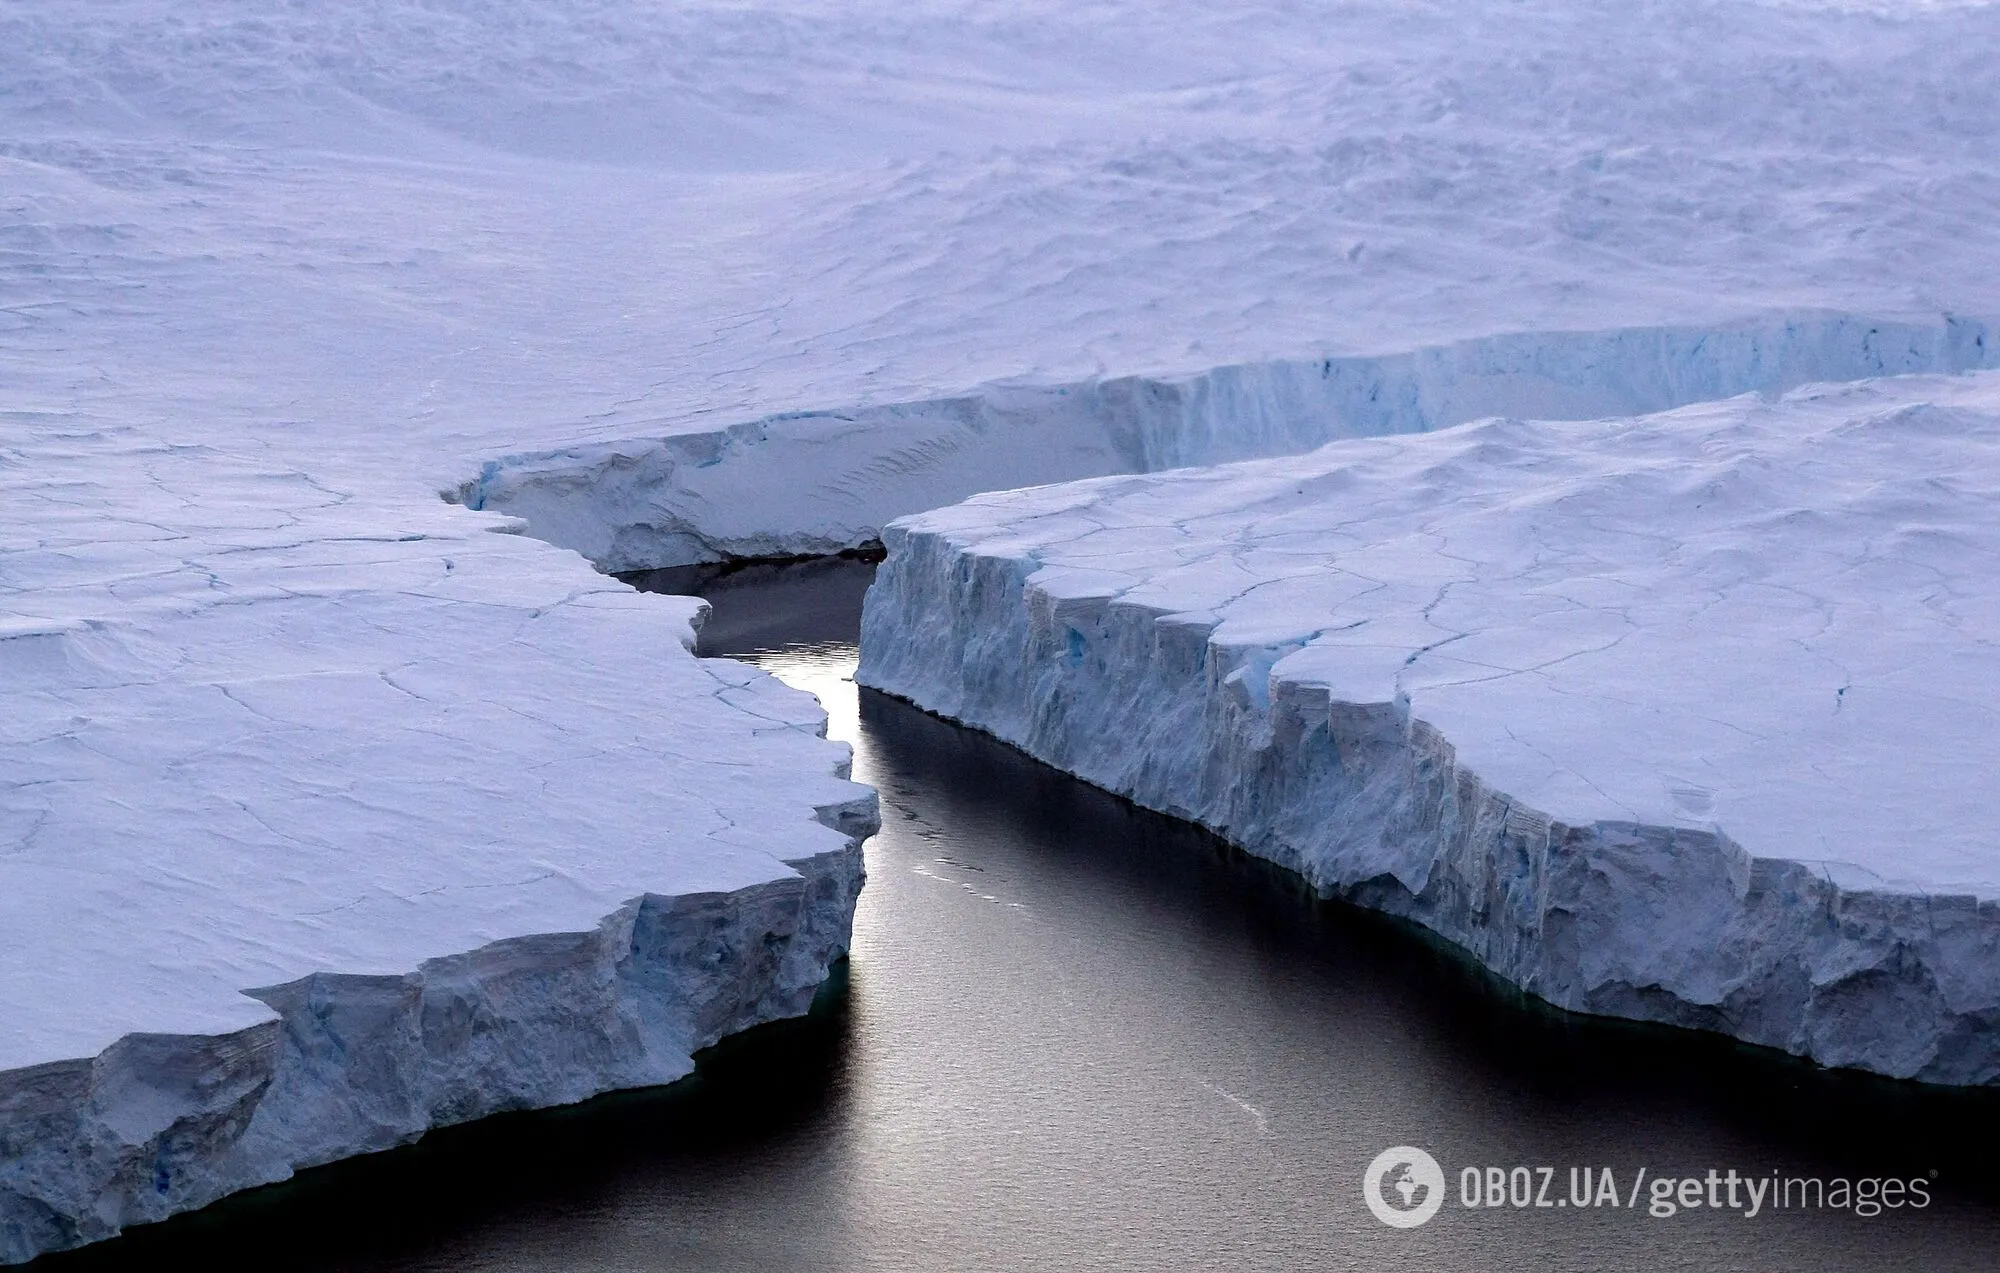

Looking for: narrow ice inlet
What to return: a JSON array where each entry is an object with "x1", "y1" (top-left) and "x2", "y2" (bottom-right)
[
  {"x1": 41, "y1": 556, "x2": 2000, "y2": 1273},
  {"x1": 456, "y1": 309, "x2": 2000, "y2": 1084},
  {"x1": 455, "y1": 320, "x2": 2000, "y2": 1086}
]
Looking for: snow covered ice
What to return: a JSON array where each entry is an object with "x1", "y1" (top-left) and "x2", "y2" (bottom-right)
[
  {"x1": 6, "y1": 3, "x2": 2000, "y2": 569},
  {"x1": 858, "y1": 373, "x2": 2000, "y2": 1085},
  {"x1": 0, "y1": 426, "x2": 874, "y2": 1262},
  {"x1": 466, "y1": 316, "x2": 2000, "y2": 571},
  {"x1": 9, "y1": 0, "x2": 2000, "y2": 1259},
  {"x1": 430, "y1": 2, "x2": 2000, "y2": 569}
]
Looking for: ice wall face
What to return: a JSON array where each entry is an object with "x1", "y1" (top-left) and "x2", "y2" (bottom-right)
[
  {"x1": 0, "y1": 851, "x2": 864, "y2": 1264},
  {"x1": 0, "y1": 424, "x2": 875, "y2": 1264},
  {"x1": 462, "y1": 313, "x2": 1998, "y2": 572},
  {"x1": 858, "y1": 372, "x2": 2000, "y2": 1084}
]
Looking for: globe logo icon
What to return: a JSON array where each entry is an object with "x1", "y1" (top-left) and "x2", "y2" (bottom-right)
[{"x1": 1364, "y1": 1146, "x2": 1446, "y2": 1228}]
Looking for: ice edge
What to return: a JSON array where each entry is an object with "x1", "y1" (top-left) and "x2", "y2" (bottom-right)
[
  {"x1": 0, "y1": 802, "x2": 875, "y2": 1266},
  {"x1": 461, "y1": 311, "x2": 1997, "y2": 573},
  {"x1": 856, "y1": 524, "x2": 2000, "y2": 1087}
]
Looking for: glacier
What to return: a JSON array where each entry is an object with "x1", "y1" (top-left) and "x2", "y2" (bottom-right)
[{"x1": 858, "y1": 372, "x2": 2000, "y2": 1084}]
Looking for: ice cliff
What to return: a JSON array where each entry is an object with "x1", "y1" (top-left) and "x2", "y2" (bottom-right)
[
  {"x1": 462, "y1": 314, "x2": 1998, "y2": 571},
  {"x1": 858, "y1": 372, "x2": 2000, "y2": 1084},
  {"x1": 0, "y1": 429, "x2": 874, "y2": 1264}
]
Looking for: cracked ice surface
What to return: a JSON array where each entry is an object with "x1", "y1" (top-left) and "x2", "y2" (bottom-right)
[
  {"x1": 859, "y1": 373, "x2": 2000, "y2": 1083},
  {"x1": 0, "y1": 418, "x2": 874, "y2": 1262}
]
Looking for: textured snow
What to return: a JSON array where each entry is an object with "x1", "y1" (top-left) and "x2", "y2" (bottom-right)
[{"x1": 859, "y1": 372, "x2": 2000, "y2": 1083}]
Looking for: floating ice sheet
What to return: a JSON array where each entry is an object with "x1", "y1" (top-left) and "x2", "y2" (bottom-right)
[{"x1": 860, "y1": 373, "x2": 2000, "y2": 1083}]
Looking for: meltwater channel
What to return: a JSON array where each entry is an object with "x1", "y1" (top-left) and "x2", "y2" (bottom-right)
[{"x1": 42, "y1": 556, "x2": 2000, "y2": 1272}]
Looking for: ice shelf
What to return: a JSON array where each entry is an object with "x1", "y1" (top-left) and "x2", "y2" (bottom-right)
[
  {"x1": 11, "y1": 0, "x2": 2000, "y2": 1255},
  {"x1": 464, "y1": 314, "x2": 2000, "y2": 572},
  {"x1": 0, "y1": 428, "x2": 875, "y2": 1263},
  {"x1": 859, "y1": 372, "x2": 2000, "y2": 1084}
]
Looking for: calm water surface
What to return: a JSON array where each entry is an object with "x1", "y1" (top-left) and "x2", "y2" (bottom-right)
[{"x1": 46, "y1": 556, "x2": 2000, "y2": 1272}]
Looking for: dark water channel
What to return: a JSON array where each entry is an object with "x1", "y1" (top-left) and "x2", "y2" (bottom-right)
[{"x1": 42, "y1": 555, "x2": 2000, "y2": 1272}]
